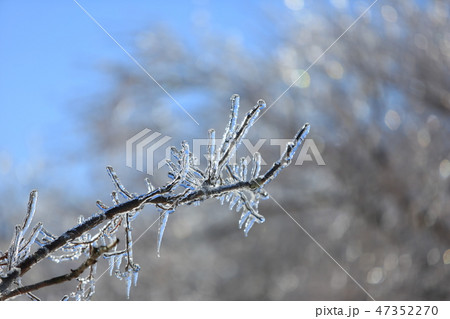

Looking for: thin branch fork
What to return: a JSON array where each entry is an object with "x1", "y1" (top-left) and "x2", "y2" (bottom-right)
[{"x1": 0, "y1": 240, "x2": 119, "y2": 301}]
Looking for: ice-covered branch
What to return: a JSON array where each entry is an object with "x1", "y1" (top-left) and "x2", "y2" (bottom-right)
[
  {"x1": 0, "y1": 94, "x2": 309, "y2": 300},
  {"x1": 258, "y1": 123, "x2": 310, "y2": 187},
  {"x1": 0, "y1": 240, "x2": 118, "y2": 301}
]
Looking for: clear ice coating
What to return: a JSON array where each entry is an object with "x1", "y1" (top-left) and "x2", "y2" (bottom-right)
[
  {"x1": 157, "y1": 210, "x2": 172, "y2": 257},
  {"x1": 251, "y1": 152, "x2": 262, "y2": 179},
  {"x1": 0, "y1": 94, "x2": 309, "y2": 301},
  {"x1": 145, "y1": 177, "x2": 154, "y2": 192},
  {"x1": 244, "y1": 216, "x2": 257, "y2": 237},
  {"x1": 106, "y1": 165, "x2": 133, "y2": 199},
  {"x1": 133, "y1": 268, "x2": 139, "y2": 287},
  {"x1": 125, "y1": 274, "x2": 132, "y2": 299}
]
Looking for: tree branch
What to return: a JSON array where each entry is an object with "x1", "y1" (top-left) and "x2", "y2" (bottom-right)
[
  {"x1": 0, "y1": 94, "x2": 310, "y2": 299},
  {"x1": 0, "y1": 240, "x2": 118, "y2": 301},
  {"x1": 0, "y1": 178, "x2": 252, "y2": 294}
]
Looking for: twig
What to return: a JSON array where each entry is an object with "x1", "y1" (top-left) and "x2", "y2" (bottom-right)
[{"x1": 0, "y1": 240, "x2": 118, "y2": 301}]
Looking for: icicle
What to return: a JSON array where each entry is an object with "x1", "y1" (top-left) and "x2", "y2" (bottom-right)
[
  {"x1": 145, "y1": 177, "x2": 154, "y2": 193},
  {"x1": 219, "y1": 195, "x2": 226, "y2": 205},
  {"x1": 235, "y1": 200, "x2": 244, "y2": 212},
  {"x1": 240, "y1": 157, "x2": 248, "y2": 180},
  {"x1": 85, "y1": 279, "x2": 96, "y2": 301},
  {"x1": 248, "y1": 202, "x2": 265, "y2": 223},
  {"x1": 229, "y1": 194, "x2": 240, "y2": 210},
  {"x1": 251, "y1": 152, "x2": 262, "y2": 179},
  {"x1": 124, "y1": 214, "x2": 135, "y2": 271},
  {"x1": 244, "y1": 216, "x2": 257, "y2": 237},
  {"x1": 133, "y1": 271, "x2": 139, "y2": 287},
  {"x1": 157, "y1": 210, "x2": 173, "y2": 257},
  {"x1": 125, "y1": 273, "x2": 132, "y2": 299},
  {"x1": 108, "y1": 255, "x2": 115, "y2": 276},
  {"x1": 115, "y1": 254, "x2": 123, "y2": 272},
  {"x1": 133, "y1": 265, "x2": 140, "y2": 287},
  {"x1": 239, "y1": 211, "x2": 251, "y2": 229},
  {"x1": 225, "y1": 192, "x2": 233, "y2": 202},
  {"x1": 247, "y1": 192, "x2": 257, "y2": 208}
]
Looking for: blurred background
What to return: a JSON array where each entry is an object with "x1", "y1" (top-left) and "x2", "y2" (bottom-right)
[{"x1": 1, "y1": 0, "x2": 450, "y2": 300}]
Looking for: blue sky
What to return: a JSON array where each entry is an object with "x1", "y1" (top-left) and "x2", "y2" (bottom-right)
[
  {"x1": 0, "y1": 0, "x2": 288, "y2": 190},
  {"x1": 0, "y1": 0, "x2": 349, "y2": 194}
]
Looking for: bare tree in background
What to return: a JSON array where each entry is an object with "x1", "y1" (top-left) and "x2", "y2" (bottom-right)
[{"x1": 80, "y1": 0, "x2": 450, "y2": 300}]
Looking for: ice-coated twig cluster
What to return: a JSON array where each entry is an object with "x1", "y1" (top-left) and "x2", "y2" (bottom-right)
[{"x1": 0, "y1": 94, "x2": 310, "y2": 301}]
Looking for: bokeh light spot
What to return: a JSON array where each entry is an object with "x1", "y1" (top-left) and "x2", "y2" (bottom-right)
[
  {"x1": 427, "y1": 248, "x2": 440, "y2": 266},
  {"x1": 330, "y1": 0, "x2": 348, "y2": 10},
  {"x1": 443, "y1": 249, "x2": 450, "y2": 264},
  {"x1": 381, "y1": 5, "x2": 398, "y2": 23},
  {"x1": 417, "y1": 128, "x2": 431, "y2": 148},
  {"x1": 439, "y1": 159, "x2": 450, "y2": 179},
  {"x1": 367, "y1": 267, "x2": 384, "y2": 284},
  {"x1": 284, "y1": 0, "x2": 304, "y2": 11},
  {"x1": 292, "y1": 69, "x2": 311, "y2": 88},
  {"x1": 384, "y1": 110, "x2": 401, "y2": 130},
  {"x1": 326, "y1": 61, "x2": 344, "y2": 79}
]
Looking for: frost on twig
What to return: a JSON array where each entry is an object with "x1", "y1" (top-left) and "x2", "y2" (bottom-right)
[
  {"x1": 0, "y1": 94, "x2": 310, "y2": 300},
  {"x1": 0, "y1": 240, "x2": 119, "y2": 301}
]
